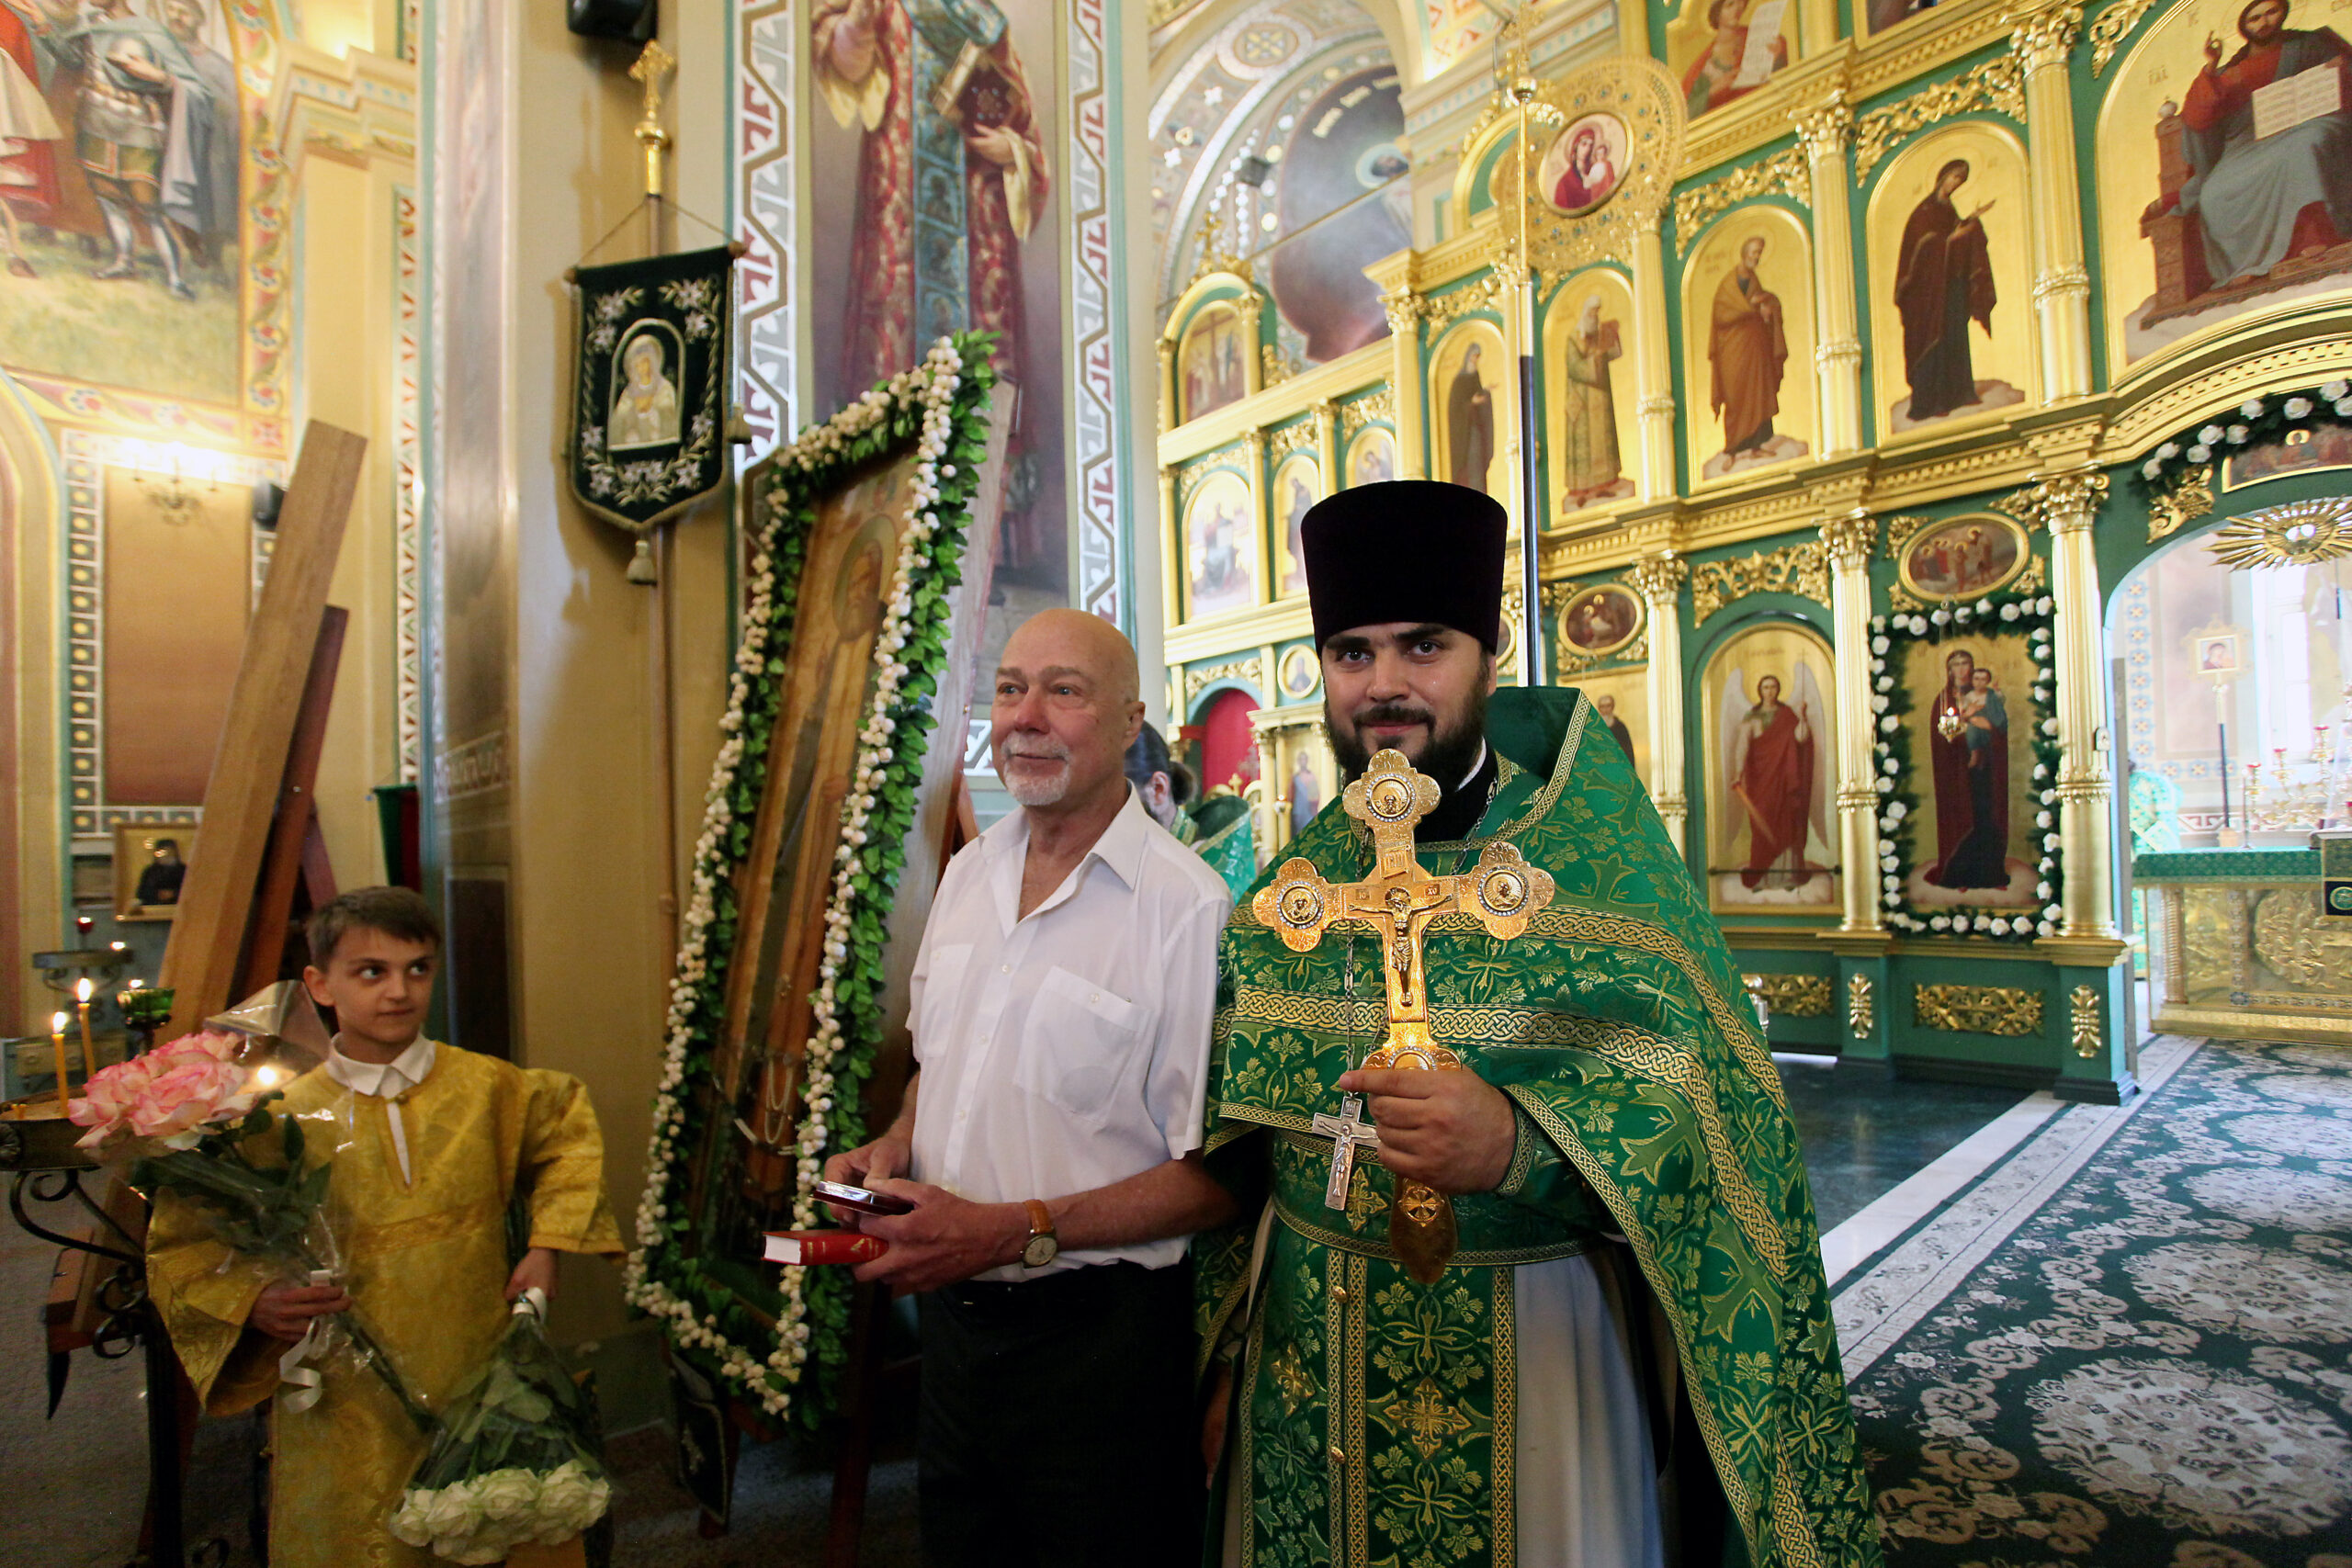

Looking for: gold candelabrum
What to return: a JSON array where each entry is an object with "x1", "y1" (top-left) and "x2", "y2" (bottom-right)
[{"x1": 2243, "y1": 721, "x2": 2340, "y2": 832}]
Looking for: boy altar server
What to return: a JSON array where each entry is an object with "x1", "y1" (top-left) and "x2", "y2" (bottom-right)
[
  {"x1": 149, "y1": 887, "x2": 621, "y2": 1566},
  {"x1": 1194, "y1": 483, "x2": 1878, "y2": 1568}
]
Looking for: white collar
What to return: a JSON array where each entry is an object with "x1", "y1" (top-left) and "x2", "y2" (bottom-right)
[
  {"x1": 1459, "y1": 742, "x2": 1489, "y2": 791},
  {"x1": 325, "y1": 1036, "x2": 436, "y2": 1099}
]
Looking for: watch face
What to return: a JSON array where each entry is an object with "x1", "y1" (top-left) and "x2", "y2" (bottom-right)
[{"x1": 1022, "y1": 1234, "x2": 1059, "y2": 1268}]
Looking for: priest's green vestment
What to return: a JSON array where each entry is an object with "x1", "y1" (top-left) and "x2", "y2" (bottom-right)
[{"x1": 1195, "y1": 687, "x2": 1879, "y2": 1568}]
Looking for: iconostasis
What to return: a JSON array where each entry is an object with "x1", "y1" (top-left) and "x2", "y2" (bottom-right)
[{"x1": 1148, "y1": 0, "x2": 2352, "y2": 1094}]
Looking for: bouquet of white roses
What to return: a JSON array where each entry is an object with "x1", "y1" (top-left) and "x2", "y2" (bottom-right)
[{"x1": 388, "y1": 1288, "x2": 613, "y2": 1563}]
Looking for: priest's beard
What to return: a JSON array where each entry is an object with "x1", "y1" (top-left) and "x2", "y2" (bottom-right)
[{"x1": 1327, "y1": 682, "x2": 1489, "y2": 791}]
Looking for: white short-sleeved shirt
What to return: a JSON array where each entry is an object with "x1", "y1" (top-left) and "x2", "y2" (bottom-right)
[{"x1": 908, "y1": 785, "x2": 1234, "y2": 1277}]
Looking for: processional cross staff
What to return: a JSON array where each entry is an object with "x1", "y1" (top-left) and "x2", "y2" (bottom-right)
[{"x1": 1252, "y1": 750, "x2": 1556, "y2": 1282}]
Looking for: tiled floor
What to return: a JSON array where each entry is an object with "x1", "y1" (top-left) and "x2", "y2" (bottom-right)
[{"x1": 1775, "y1": 1057, "x2": 2030, "y2": 1235}]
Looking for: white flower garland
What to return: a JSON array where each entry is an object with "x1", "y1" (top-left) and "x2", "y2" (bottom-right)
[
  {"x1": 622, "y1": 341, "x2": 970, "y2": 1417},
  {"x1": 1867, "y1": 598, "x2": 2063, "y2": 942}
]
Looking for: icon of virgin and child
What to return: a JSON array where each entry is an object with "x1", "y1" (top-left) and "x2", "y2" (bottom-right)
[{"x1": 1924, "y1": 648, "x2": 2017, "y2": 894}]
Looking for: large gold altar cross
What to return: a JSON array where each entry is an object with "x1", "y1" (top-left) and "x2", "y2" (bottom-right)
[{"x1": 1251, "y1": 750, "x2": 1555, "y2": 1281}]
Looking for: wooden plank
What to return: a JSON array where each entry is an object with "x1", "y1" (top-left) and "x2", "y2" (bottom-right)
[
  {"x1": 158, "y1": 423, "x2": 367, "y2": 1039},
  {"x1": 236, "y1": 606, "x2": 345, "y2": 997}
]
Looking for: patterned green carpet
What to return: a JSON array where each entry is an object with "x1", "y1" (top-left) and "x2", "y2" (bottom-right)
[{"x1": 1838, "y1": 1036, "x2": 2352, "y2": 1567}]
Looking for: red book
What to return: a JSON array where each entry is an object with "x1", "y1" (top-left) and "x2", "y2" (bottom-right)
[{"x1": 763, "y1": 1230, "x2": 887, "y2": 1265}]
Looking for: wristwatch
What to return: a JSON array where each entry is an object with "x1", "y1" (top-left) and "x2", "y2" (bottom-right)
[{"x1": 1019, "y1": 1199, "x2": 1059, "y2": 1269}]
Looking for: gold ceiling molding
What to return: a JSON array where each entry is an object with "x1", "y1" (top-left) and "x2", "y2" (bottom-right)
[
  {"x1": 1915, "y1": 983, "x2": 2044, "y2": 1036},
  {"x1": 1746, "y1": 974, "x2": 1834, "y2": 1018},
  {"x1": 1482, "y1": 54, "x2": 1687, "y2": 280},
  {"x1": 2207, "y1": 497, "x2": 2352, "y2": 570},
  {"x1": 1849, "y1": 975, "x2": 1874, "y2": 1036},
  {"x1": 1851, "y1": 54, "x2": 2026, "y2": 178},
  {"x1": 2087, "y1": 0, "x2": 2158, "y2": 74},
  {"x1": 1183, "y1": 655, "x2": 1266, "y2": 709},
  {"x1": 2148, "y1": 465, "x2": 2214, "y2": 544},
  {"x1": 1690, "y1": 541, "x2": 1831, "y2": 622},
  {"x1": 1340, "y1": 389, "x2": 1396, "y2": 437},
  {"x1": 2069, "y1": 984, "x2": 2101, "y2": 1058},
  {"x1": 1672, "y1": 149, "x2": 1811, "y2": 257}
]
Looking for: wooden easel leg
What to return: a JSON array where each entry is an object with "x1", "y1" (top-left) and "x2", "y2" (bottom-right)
[
  {"x1": 237, "y1": 604, "x2": 346, "y2": 996},
  {"x1": 824, "y1": 1283, "x2": 889, "y2": 1568}
]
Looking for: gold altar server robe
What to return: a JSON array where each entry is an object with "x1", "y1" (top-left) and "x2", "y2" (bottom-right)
[{"x1": 147, "y1": 1043, "x2": 623, "y2": 1568}]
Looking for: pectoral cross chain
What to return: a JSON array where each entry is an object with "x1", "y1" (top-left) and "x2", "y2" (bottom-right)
[{"x1": 1252, "y1": 750, "x2": 1556, "y2": 1280}]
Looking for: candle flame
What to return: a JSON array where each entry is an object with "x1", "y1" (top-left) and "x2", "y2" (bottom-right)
[
  {"x1": 127, "y1": 979, "x2": 144, "y2": 989},
  {"x1": 50, "y1": 1012, "x2": 67, "y2": 1033},
  {"x1": 75, "y1": 978, "x2": 93, "y2": 1003},
  {"x1": 254, "y1": 1066, "x2": 283, "y2": 1089}
]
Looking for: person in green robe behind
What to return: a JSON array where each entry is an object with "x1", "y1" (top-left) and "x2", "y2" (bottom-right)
[
  {"x1": 1194, "y1": 481, "x2": 1878, "y2": 1568},
  {"x1": 1128, "y1": 721, "x2": 1260, "y2": 900}
]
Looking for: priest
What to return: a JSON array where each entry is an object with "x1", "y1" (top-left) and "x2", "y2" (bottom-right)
[{"x1": 1194, "y1": 481, "x2": 1878, "y2": 1568}]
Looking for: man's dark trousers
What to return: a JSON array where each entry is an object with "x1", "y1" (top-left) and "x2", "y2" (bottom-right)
[{"x1": 917, "y1": 1259, "x2": 1199, "y2": 1567}]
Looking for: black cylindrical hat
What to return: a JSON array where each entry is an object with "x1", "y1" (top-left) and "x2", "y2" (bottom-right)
[{"x1": 1300, "y1": 480, "x2": 1508, "y2": 650}]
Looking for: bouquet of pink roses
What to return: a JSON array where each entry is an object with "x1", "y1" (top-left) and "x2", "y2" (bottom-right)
[{"x1": 75, "y1": 1032, "x2": 435, "y2": 1432}]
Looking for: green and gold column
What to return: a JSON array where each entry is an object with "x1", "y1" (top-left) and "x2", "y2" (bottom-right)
[
  {"x1": 1795, "y1": 96, "x2": 1863, "y2": 456},
  {"x1": 1631, "y1": 212, "x2": 1679, "y2": 499},
  {"x1": 1632, "y1": 552, "x2": 1690, "y2": 854},
  {"x1": 2018, "y1": 5, "x2": 2093, "y2": 401}
]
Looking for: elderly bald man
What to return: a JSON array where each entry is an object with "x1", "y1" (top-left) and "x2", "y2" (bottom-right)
[{"x1": 825, "y1": 608, "x2": 1237, "y2": 1567}]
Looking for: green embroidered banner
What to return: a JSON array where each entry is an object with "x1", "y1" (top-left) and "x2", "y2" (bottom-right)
[{"x1": 569, "y1": 244, "x2": 735, "y2": 535}]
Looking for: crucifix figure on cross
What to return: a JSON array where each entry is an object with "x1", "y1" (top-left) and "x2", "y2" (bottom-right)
[{"x1": 1251, "y1": 748, "x2": 1556, "y2": 1281}]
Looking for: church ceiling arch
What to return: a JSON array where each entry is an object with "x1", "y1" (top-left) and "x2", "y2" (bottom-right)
[
  {"x1": 1150, "y1": 0, "x2": 1399, "y2": 315},
  {"x1": 2094, "y1": 0, "x2": 2352, "y2": 387}
]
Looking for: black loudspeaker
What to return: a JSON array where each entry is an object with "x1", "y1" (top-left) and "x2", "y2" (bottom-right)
[
  {"x1": 567, "y1": 0, "x2": 655, "y2": 41},
  {"x1": 251, "y1": 480, "x2": 284, "y2": 528}
]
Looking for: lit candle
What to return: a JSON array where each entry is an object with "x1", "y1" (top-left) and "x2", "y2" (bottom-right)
[
  {"x1": 49, "y1": 1012, "x2": 71, "y2": 1117},
  {"x1": 74, "y1": 978, "x2": 96, "y2": 1081}
]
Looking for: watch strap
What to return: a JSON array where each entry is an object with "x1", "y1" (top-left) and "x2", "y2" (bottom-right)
[{"x1": 1023, "y1": 1198, "x2": 1055, "y2": 1239}]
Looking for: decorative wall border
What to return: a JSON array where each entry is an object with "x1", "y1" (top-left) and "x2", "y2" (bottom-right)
[
  {"x1": 59, "y1": 430, "x2": 283, "y2": 846},
  {"x1": 1690, "y1": 540, "x2": 1830, "y2": 623},
  {"x1": 393, "y1": 186, "x2": 424, "y2": 785},
  {"x1": 732, "y1": 0, "x2": 794, "y2": 461},
  {"x1": 1069, "y1": 0, "x2": 1127, "y2": 627}
]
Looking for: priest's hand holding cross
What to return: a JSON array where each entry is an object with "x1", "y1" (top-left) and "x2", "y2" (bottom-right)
[
  {"x1": 1333, "y1": 1062, "x2": 1519, "y2": 1195},
  {"x1": 1252, "y1": 748, "x2": 1555, "y2": 1280}
]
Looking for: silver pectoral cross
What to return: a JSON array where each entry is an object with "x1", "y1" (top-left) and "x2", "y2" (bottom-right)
[{"x1": 1310, "y1": 1091, "x2": 1382, "y2": 1210}]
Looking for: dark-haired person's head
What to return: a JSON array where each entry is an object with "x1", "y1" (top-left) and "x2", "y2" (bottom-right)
[
  {"x1": 302, "y1": 888, "x2": 442, "y2": 1056},
  {"x1": 1124, "y1": 723, "x2": 1185, "y2": 830}
]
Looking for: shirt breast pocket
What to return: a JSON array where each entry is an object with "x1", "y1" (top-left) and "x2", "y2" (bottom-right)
[{"x1": 1015, "y1": 966, "x2": 1146, "y2": 1128}]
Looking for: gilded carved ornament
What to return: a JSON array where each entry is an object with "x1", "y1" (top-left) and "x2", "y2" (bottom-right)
[
  {"x1": 2088, "y1": 0, "x2": 2158, "y2": 73},
  {"x1": 1745, "y1": 974, "x2": 1834, "y2": 1018},
  {"x1": 1915, "y1": 984, "x2": 2046, "y2": 1036},
  {"x1": 2147, "y1": 465, "x2": 2214, "y2": 544},
  {"x1": 1422, "y1": 274, "x2": 1510, "y2": 332},
  {"x1": 1340, "y1": 389, "x2": 1396, "y2": 437},
  {"x1": 1852, "y1": 55, "x2": 2027, "y2": 178},
  {"x1": 2008, "y1": 3, "x2": 2083, "y2": 73},
  {"x1": 1184, "y1": 656, "x2": 1266, "y2": 710},
  {"x1": 1269, "y1": 420, "x2": 1319, "y2": 459},
  {"x1": 2069, "y1": 984, "x2": 2101, "y2": 1058},
  {"x1": 1995, "y1": 470, "x2": 2109, "y2": 534},
  {"x1": 1672, "y1": 149, "x2": 1811, "y2": 258},
  {"x1": 1380, "y1": 286, "x2": 1427, "y2": 335},
  {"x1": 1791, "y1": 96, "x2": 1853, "y2": 162},
  {"x1": 1188, "y1": 209, "x2": 1251, "y2": 288},
  {"x1": 1544, "y1": 581, "x2": 1649, "y2": 676},
  {"x1": 1848, "y1": 975, "x2": 1874, "y2": 1036},
  {"x1": 1480, "y1": 55, "x2": 1686, "y2": 282},
  {"x1": 1690, "y1": 541, "x2": 1832, "y2": 623},
  {"x1": 1177, "y1": 457, "x2": 1244, "y2": 508},
  {"x1": 2207, "y1": 497, "x2": 2352, "y2": 570},
  {"x1": 1821, "y1": 512, "x2": 1878, "y2": 570},
  {"x1": 1261, "y1": 345, "x2": 1292, "y2": 389},
  {"x1": 1627, "y1": 553, "x2": 1689, "y2": 606}
]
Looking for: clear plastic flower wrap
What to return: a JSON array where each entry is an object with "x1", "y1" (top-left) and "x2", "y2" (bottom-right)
[{"x1": 389, "y1": 1288, "x2": 613, "y2": 1563}]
